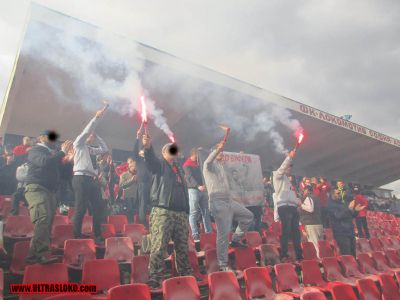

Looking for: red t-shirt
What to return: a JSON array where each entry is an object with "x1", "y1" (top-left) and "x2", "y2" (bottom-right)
[
  {"x1": 354, "y1": 194, "x2": 368, "y2": 217},
  {"x1": 317, "y1": 182, "x2": 331, "y2": 207},
  {"x1": 13, "y1": 144, "x2": 29, "y2": 157}
]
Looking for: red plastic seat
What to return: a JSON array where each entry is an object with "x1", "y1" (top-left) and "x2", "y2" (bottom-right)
[
  {"x1": 371, "y1": 251, "x2": 398, "y2": 274},
  {"x1": 44, "y1": 295, "x2": 92, "y2": 300},
  {"x1": 379, "y1": 273, "x2": 400, "y2": 300},
  {"x1": 51, "y1": 224, "x2": 74, "y2": 250},
  {"x1": 82, "y1": 215, "x2": 93, "y2": 236},
  {"x1": 321, "y1": 257, "x2": 356, "y2": 286},
  {"x1": 300, "y1": 291, "x2": 327, "y2": 300},
  {"x1": 324, "y1": 229, "x2": 334, "y2": 241},
  {"x1": 263, "y1": 232, "x2": 280, "y2": 244},
  {"x1": 200, "y1": 232, "x2": 217, "y2": 251},
  {"x1": 107, "y1": 215, "x2": 128, "y2": 235},
  {"x1": 63, "y1": 239, "x2": 96, "y2": 270},
  {"x1": 338, "y1": 255, "x2": 379, "y2": 282},
  {"x1": 259, "y1": 244, "x2": 280, "y2": 266},
  {"x1": 123, "y1": 223, "x2": 146, "y2": 245},
  {"x1": 67, "y1": 207, "x2": 76, "y2": 222},
  {"x1": 331, "y1": 284, "x2": 358, "y2": 300},
  {"x1": 131, "y1": 255, "x2": 150, "y2": 284},
  {"x1": 356, "y1": 278, "x2": 381, "y2": 300},
  {"x1": 20, "y1": 263, "x2": 68, "y2": 300},
  {"x1": 245, "y1": 231, "x2": 263, "y2": 248},
  {"x1": 171, "y1": 251, "x2": 207, "y2": 285},
  {"x1": 380, "y1": 237, "x2": 394, "y2": 251},
  {"x1": 369, "y1": 238, "x2": 384, "y2": 252},
  {"x1": 205, "y1": 248, "x2": 220, "y2": 274},
  {"x1": 244, "y1": 267, "x2": 293, "y2": 300},
  {"x1": 162, "y1": 276, "x2": 200, "y2": 300},
  {"x1": 234, "y1": 247, "x2": 257, "y2": 271},
  {"x1": 357, "y1": 238, "x2": 373, "y2": 253},
  {"x1": 10, "y1": 241, "x2": 30, "y2": 275},
  {"x1": 358, "y1": 253, "x2": 382, "y2": 274},
  {"x1": 318, "y1": 240, "x2": 334, "y2": 258},
  {"x1": 301, "y1": 259, "x2": 338, "y2": 292},
  {"x1": 275, "y1": 263, "x2": 318, "y2": 296},
  {"x1": 101, "y1": 224, "x2": 116, "y2": 239},
  {"x1": 385, "y1": 249, "x2": 400, "y2": 268},
  {"x1": 208, "y1": 271, "x2": 242, "y2": 300},
  {"x1": 104, "y1": 237, "x2": 134, "y2": 263},
  {"x1": 52, "y1": 215, "x2": 69, "y2": 231},
  {"x1": 108, "y1": 284, "x2": 151, "y2": 300},
  {"x1": 395, "y1": 271, "x2": 400, "y2": 285},
  {"x1": 302, "y1": 242, "x2": 318, "y2": 261},
  {"x1": 4, "y1": 216, "x2": 33, "y2": 240},
  {"x1": 82, "y1": 259, "x2": 120, "y2": 300}
]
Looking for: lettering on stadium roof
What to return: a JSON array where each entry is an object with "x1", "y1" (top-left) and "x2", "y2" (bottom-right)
[{"x1": 299, "y1": 104, "x2": 400, "y2": 147}]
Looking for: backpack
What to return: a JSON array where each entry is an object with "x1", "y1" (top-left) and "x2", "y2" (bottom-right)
[{"x1": 16, "y1": 163, "x2": 29, "y2": 182}]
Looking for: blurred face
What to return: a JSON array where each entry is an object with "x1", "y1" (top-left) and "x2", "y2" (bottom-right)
[
  {"x1": 332, "y1": 189, "x2": 341, "y2": 201},
  {"x1": 23, "y1": 137, "x2": 31, "y2": 146},
  {"x1": 337, "y1": 181, "x2": 344, "y2": 189},
  {"x1": 139, "y1": 149, "x2": 145, "y2": 158},
  {"x1": 311, "y1": 177, "x2": 318, "y2": 185},
  {"x1": 127, "y1": 158, "x2": 136, "y2": 172},
  {"x1": 86, "y1": 133, "x2": 95, "y2": 144},
  {"x1": 162, "y1": 148, "x2": 177, "y2": 163},
  {"x1": 38, "y1": 135, "x2": 49, "y2": 145},
  {"x1": 305, "y1": 179, "x2": 311, "y2": 186}
]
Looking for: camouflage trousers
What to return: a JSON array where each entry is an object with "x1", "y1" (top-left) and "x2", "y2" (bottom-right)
[{"x1": 148, "y1": 207, "x2": 192, "y2": 284}]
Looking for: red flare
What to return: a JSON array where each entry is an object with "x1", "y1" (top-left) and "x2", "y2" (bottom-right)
[
  {"x1": 140, "y1": 95, "x2": 147, "y2": 123},
  {"x1": 298, "y1": 132, "x2": 304, "y2": 144},
  {"x1": 168, "y1": 134, "x2": 175, "y2": 143}
]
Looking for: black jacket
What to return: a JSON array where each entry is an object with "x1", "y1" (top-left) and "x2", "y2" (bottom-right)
[
  {"x1": 133, "y1": 138, "x2": 151, "y2": 184},
  {"x1": 327, "y1": 198, "x2": 356, "y2": 237},
  {"x1": 25, "y1": 144, "x2": 65, "y2": 192},
  {"x1": 144, "y1": 146, "x2": 189, "y2": 213},
  {"x1": 183, "y1": 158, "x2": 203, "y2": 189}
]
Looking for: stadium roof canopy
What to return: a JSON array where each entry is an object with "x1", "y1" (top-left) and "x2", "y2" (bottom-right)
[{"x1": 1, "y1": 4, "x2": 400, "y2": 187}]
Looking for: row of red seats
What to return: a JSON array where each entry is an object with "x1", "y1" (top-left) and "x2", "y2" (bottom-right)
[{"x1": 16, "y1": 253, "x2": 400, "y2": 300}]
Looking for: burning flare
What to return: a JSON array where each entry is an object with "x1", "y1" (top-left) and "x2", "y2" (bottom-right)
[
  {"x1": 168, "y1": 134, "x2": 175, "y2": 143},
  {"x1": 298, "y1": 132, "x2": 304, "y2": 144},
  {"x1": 140, "y1": 95, "x2": 148, "y2": 124}
]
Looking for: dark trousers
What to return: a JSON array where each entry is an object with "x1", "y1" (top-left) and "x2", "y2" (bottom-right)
[
  {"x1": 11, "y1": 186, "x2": 27, "y2": 215},
  {"x1": 321, "y1": 207, "x2": 330, "y2": 228},
  {"x1": 72, "y1": 175, "x2": 105, "y2": 238},
  {"x1": 335, "y1": 235, "x2": 356, "y2": 257},
  {"x1": 278, "y1": 205, "x2": 303, "y2": 260},
  {"x1": 355, "y1": 217, "x2": 370, "y2": 238},
  {"x1": 247, "y1": 205, "x2": 263, "y2": 233},
  {"x1": 138, "y1": 182, "x2": 150, "y2": 227}
]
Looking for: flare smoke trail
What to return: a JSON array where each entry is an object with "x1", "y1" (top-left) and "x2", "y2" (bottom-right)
[{"x1": 22, "y1": 19, "x2": 174, "y2": 138}]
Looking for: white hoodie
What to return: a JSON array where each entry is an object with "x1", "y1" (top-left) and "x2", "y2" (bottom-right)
[{"x1": 272, "y1": 155, "x2": 300, "y2": 221}]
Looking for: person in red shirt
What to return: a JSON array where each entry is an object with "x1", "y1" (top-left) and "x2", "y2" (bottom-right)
[
  {"x1": 13, "y1": 136, "x2": 32, "y2": 157},
  {"x1": 317, "y1": 177, "x2": 331, "y2": 228},
  {"x1": 353, "y1": 184, "x2": 369, "y2": 238}
]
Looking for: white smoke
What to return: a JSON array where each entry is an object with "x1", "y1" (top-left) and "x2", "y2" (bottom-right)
[{"x1": 22, "y1": 20, "x2": 174, "y2": 137}]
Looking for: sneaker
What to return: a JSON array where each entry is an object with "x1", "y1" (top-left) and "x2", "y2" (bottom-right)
[
  {"x1": 193, "y1": 235, "x2": 200, "y2": 243},
  {"x1": 229, "y1": 240, "x2": 247, "y2": 249},
  {"x1": 280, "y1": 256, "x2": 291, "y2": 263},
  {"x1": 147, "y1": 280, "x2": 161, "y2": 290},
  {"x1": 219, "y1": 266, "x2": 235, "y2": 273}
]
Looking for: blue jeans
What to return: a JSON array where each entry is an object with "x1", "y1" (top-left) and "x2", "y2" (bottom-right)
[{"x1": 188, "y1": 189, "x2": 212, "y2": 238}]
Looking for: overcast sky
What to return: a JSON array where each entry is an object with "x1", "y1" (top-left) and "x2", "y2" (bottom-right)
[{"x1": 1, "y1": 0, "x2": 399, "y2": 193}]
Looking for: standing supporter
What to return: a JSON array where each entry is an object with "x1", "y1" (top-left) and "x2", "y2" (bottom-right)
[
  {"x1": 133, "y1": 130, "x2": 152, "y2": 227},
  {"x1": 72, "y1": 107, "x2": 109, "y2": 244},
  {"x1": 13, "y1": 136, "x2": 32, "y2": 164},
  {"x1": 183, "y1": 148, "x2": 212, "y2": 242},
  {"x1": 57, "y1": 152, "x2": 74, "y2": 208},
  {"x1": 24, "y1": 131, "x2": 70, "y2": 264},
  {"x1": 300, "y1": 185, "x2": 323, "y2": 256},
  {"x1": 119, "y1": 158, "x2": 139, "y2": 222},
  {"x1": 0, "y1": 144, "x2": 18, "y2": 195},
  {"x1": 337, "y1": 180, "x2": 351, "y2": 203},
  {"x1": 353, "y1": 184, "x2": 369, "y2": 238},
  {"x1": 142, "y1": 133, "x2": 193, "y2": 289},
  {"x1": 203, "y1": 141, "x2": 253, "y2": 272},
  {"x1": 273, "y1": 149, "x2": 303, "y2": 261},
  {"x1": 317, "y1": 177, "x2": 331, "y2": 228},
  {"x1": 328, "y1": 188, "x2": 363, "y2": 257}
]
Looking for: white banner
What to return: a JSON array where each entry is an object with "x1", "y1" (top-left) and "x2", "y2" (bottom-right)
[{"x1": 219, "y1": 151, "x2": 264, "y2": 206}]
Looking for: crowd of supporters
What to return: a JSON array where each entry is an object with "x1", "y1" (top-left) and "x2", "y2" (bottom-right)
[{"x1": 0, "y1": 108, "x2": 400, "y2": 298}]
